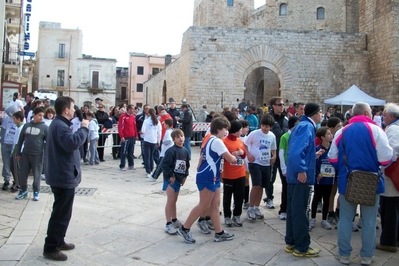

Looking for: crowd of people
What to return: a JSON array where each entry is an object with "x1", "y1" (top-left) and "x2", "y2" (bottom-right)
[{"x1": 1, "y1": 93, "x2": 398, "y2": 264}]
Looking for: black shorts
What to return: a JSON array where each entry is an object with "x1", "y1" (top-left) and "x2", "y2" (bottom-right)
[{"x1": 249, "y1": 163, "x2": 271, "y2": 188}]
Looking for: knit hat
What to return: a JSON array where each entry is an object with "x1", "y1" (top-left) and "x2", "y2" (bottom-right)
[
  {"x1": 305, "y1": 103, "x2": 321, "y2": 117},
  {"x1": 229, "y1": 120, "x2": 242, "y2": 134}
]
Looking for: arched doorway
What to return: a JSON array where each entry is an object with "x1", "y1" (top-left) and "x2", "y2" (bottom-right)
[
  {"x1": 233, "y1": 44, "x2": 295, "y2": 106},
  {"x1": 244, "y1": 67, "x2": 280, "y2": 108}
]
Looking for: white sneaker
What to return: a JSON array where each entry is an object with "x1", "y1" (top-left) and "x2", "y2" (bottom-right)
[
  {"x1": 317, "y1": 202, "x2": 322, "y2": 213},
  {"x1": 147, "y1": 175, "x2": 157, "y2": 181},
  {"x1": 335, "y1": 253, "x2": 350, "y2": 265},
  {"x1": 361, "y1": 256, "x2": 374, "y2": 265},
  {"x1": 309, "y1": 218, "x2": 316, "y2": 231},
  {"x1": 247, "y1": 208, "x2": 256, "y2": 221},
  {"x1": 266, "y1": 200, "x2": 275, "y2": 209},
  {"x1": 279, "y1": 212, "x2": 287, "y2": 220},
  {"x1": 40, "y1": 174, "x2": 46, "y2": 180},
  {"x1": 171, "y1": 219, "x2": 183, "y2": 229},
  {"x1": 165, "y1": 224, "x2": 177, "y2": 235},
  {"x1": 254, "y1": 208, "x2": 264, "y2": 219},
  {"x1": 321, "y1": 220, "x2": 332, "y2": 230}
]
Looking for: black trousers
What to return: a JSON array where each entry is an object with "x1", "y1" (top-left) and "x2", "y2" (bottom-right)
[
  {"x1": 311, "y1": 184, "x2": 332, "y2": 220},
  {"x1": 265, "y1": 157, "x2": 283, "y2": 201},
  {"x1": 223, "y1": 177, "x2": 246, "y2": 218},
  {"x1": 97, "y1": 134, "x2": 107, "y2": 160},
  {"x1": 380, "y1": 196, "x2": 399, "y2": 246},
  {"x1": 279, "y1": 173, "x2": 288, "y2": 214},
  {"x1": 44, "y1": 186, "x2": 75, "y2": 253}
]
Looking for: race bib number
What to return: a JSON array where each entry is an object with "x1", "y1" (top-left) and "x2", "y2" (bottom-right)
[
  {"x1": 174, "y1": 160, "x2": 186, "y2": 174},
  {"x1": 260, "y1": 150, "x2": 270, "y2": 162},
  {"x1": 219, "y1": 158, "x2": 224, "y2": 173},
  {"x1": 320, "y1": 164, "x2": 335, "y2": 177}
]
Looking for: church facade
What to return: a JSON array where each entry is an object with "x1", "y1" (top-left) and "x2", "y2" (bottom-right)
[{"x1": 144, "y1": 0, "x2": 399, "y2": 111}]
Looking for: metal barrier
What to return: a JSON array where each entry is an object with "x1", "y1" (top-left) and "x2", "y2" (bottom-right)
[{"x1": 96, "y1": 122, "x2": 210, "y2": 148}]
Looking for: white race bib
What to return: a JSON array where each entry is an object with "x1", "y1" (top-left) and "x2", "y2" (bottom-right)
[
  {"x1": 174, "y1": 159, "x2": 186, "y2": 174},
  {"x1": 260, "y1": 149, "x2": 270, "y2": 162},
  {"x1": 320, "y1": 164, "x2": 335, "y2": 177}
]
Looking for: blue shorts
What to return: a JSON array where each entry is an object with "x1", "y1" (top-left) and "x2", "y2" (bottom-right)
[
  {"x1": 249, "y1": 163, "x2": 271, "y2": 188},
  {"x1": 162, "y1": 180, "x2": 181, "y2": 192},
  {"x1": 197, "y1": 182, "x2": 220, "y2": 192}
]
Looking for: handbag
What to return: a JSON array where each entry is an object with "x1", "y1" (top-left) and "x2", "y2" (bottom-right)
[
  {"x1": 384, "y1": 159, "x2": 399, "y2": 191},
  {"x1": 342, "y1": 130, "x2": 379, "y2": 206}
]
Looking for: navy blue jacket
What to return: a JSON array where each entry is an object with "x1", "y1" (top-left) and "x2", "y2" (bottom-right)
[{"x1": 45, "y1": 116, "x2": 88, "y2": 188}]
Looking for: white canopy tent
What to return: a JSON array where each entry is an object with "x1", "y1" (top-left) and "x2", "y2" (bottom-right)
[{"x1": 324, "y1": 85, "x2": 386, "y2": 106}]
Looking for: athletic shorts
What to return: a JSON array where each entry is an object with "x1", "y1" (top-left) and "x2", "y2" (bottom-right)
[
  {"x1": 162, "y1": 180, "x2": 181, "y2": 192},
  {"x1": 249, "y1": 163, "x2": 271, "y2": 188},
  {"x1": 197, "y1": 182, "x2": 220, "y2": 192}
]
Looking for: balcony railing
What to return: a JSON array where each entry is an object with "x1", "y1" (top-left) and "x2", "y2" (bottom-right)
[{"x1": 55, "y1": 52, "x2": 68, "y2": 59}]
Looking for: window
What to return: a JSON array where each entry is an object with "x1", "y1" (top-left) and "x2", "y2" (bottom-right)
[
  {"x1": 279, "y1": 3, "x2": 287, "y2": 16},
  {"x1": 317, "y1": 7, "x2": 325, "y2": 20},
  {"x1": 152, "y1": 68, "x2": 160, "y2": 75},
  {"x1": 136, "y1": 83, "x2": 143, "y2": 92},
  {"x1": 137, "y1": 66, "x2": 144, "y2": 75},
  {"x1": 57, "y1": 70, "x2": 65, "y2": 87},
  {"x1": 92, "y1": 71, "x2": 99, "y2": 89},
  {"x1": 227, "y1": 0, "x2": 233, "y2": 6},
  {"x1": 121, "y1": 87, "x2": 127, "y2": 100},
  {"x1": 58, "y1": 44, "x2": 65, "y2": 58}
]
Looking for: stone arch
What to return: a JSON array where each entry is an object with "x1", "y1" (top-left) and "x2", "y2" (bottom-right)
[{"x1": 234, "y1": 44, "x2": 294, "y2": 95}]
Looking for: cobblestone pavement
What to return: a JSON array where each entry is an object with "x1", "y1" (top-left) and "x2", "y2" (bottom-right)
[{"x1": 0, "y1": 146, "x2": 398, "y2": 265}]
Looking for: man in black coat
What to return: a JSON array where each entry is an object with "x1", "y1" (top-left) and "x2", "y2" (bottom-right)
[
  {"x1": 43, "y1": 96, "x2": 89, "y2": 261},
  {"x1": 176, "y1": 104, "x2": 193, "y2": 160},
  {"x1": 265, "y1": 97, "x2": 289, "y2": 213},
  {"x1": 167, "y1": 101, "x2": 180, "y2": 128}
]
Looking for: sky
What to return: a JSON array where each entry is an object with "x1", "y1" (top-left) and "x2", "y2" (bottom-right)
[{"x1": 29, "y1": 0, "x2": 265, "y2": 67}]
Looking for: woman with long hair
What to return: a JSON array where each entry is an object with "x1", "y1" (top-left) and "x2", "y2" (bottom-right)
[{"x1": 141, "y1": 108, "x2": 161, "y2": 177}]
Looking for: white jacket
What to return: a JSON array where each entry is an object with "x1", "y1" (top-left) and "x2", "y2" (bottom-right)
[{"x1": 382, "y1": 119, "x2": 399, "y2": 197}]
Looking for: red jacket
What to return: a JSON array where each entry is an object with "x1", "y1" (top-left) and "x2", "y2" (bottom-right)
[
  {"x1": 118, "y1": 112, "x2": 138, "y2": 138},
  {"x1": 159, "y1": 111, "x2": 173, "y2": 140}
]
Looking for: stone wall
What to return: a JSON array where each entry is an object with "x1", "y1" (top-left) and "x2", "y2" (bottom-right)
[
  {"x1": 359, "y1": 0, "x2": 399, "y2": 102},
  {"x1": 346, "y1": 0, "x2": 360, "y2": 33},
  {"x1": 146, "y1": 26, "x2": 369, "y2": 113},
  {"x1": 253, "y1": 0, "x2": 348, "y2": 32},
  {"x1": 194, "y1": 0, "x2": 254, "y2": 27}
]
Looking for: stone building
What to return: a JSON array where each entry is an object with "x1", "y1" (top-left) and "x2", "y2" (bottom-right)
[
  {"x1": 35, "y1": 22, "x2": 116, "y2": 108},
  {"x1": 128, "y1": 53, "x2": 177, "y2": 108},
  {"x1": 144, "y1": 0, "x2": 399, "y2": 113},
  {"x1": 115, "y1": 67, "x2": 129, "y2": 107}
]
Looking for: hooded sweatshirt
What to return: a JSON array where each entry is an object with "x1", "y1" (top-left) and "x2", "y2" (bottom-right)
[{"x1": 17, "y1": 120, "x2": 48, "y2": 156}]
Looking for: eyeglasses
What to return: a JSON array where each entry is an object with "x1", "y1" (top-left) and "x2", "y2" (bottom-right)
[{"x1": 275, "y1": 103, "x2": 284, "y2": 106}]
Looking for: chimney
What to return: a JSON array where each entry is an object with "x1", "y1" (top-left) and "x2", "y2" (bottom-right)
[{"x1": 165, "y1": 54, "x2": 172, "y2": 67}]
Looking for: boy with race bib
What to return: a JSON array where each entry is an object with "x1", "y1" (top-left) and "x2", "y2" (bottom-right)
[
  {"x1": 245, "y1": 114, "x2": 277, "y2": 221},
  {"x1": 309, "y1": 127, "x2": 335, "y2": 230},
  {"x1": 160, "y1": 128, "x2": 190, "y2": 235}
]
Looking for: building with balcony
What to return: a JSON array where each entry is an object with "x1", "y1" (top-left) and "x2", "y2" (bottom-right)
[
  {"x1": 35, "y1": 22, "x2": 116, "y2": 108},
  {"x1": 115, "y1": 67, "x2": 128, "y2": 107},
  {"x1": 128, "y1": 53, "x2": 177, "y2": 107}
]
